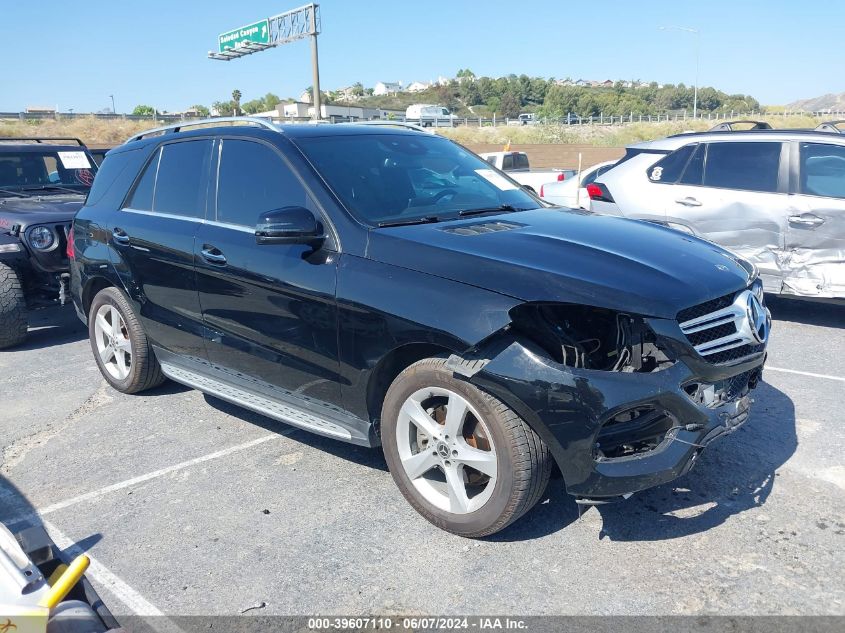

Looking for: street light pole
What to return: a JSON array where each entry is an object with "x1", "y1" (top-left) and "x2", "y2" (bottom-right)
[
  {"x1": 659, "y1": 26, "x2": 700, "y2": 119},
  {"x1": 109, "y1": 94, "x2": 116, "y2": 114},
  {"x1": 310, "y1": 9, "x2": 321, "y2": 120}
]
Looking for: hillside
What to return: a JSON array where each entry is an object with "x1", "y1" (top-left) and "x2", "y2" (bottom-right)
[
  {"x1": 329, "y1": 74, "x2": 761, "y2": 120},
  {"x1": 787, "y1": 91, "x2": 845, "y2": 112}
]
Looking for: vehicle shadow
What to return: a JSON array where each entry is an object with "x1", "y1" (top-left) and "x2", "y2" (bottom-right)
[
  {"x1": 766, "y1": 296, "x2": 845, "y2": 328},
  {"x1": 9, "y1": 305, "x2": 87, "y2": 352},
  {"x1": 1, "y1": 475, "x2": 103, "y2": 566},
  {"x1": 202, "y1": 380, "x2": 794, "y2": 544},
  {"x1": 492, "y1": 380, "x2": 796, "y2": 542},
  {"x1": 202, "y1": 394, "x2": 389, "y2": 471}
]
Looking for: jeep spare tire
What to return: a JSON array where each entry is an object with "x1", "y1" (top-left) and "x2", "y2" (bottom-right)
[{"x1": 0, "y1": 262, "x2": 27, "y2": 349}]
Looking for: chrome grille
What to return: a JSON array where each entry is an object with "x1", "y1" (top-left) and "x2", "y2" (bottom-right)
[{"x1": 678, "y1": 290, "x2": 767, "y2": 363}]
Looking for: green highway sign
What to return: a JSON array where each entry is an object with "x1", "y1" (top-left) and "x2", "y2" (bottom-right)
[{"x1": 218, "y1": 19, "x2": 270, "y2": 52}]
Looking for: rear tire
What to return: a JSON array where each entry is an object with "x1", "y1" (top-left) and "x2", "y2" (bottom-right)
[
  {"x1": 382, "y1": 357, "x2": 551, "y2": 538},
  {"x1": 88, "y1": 287, "x2": 165, "y2": 393},
  {"x1": 0, "y1": 262, "x2": 28, "y2": 349}
]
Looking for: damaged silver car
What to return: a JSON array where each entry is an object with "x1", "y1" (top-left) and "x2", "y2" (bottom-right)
[{"x1": 589, "y1": 121, "x2": 845, "y2": 300}]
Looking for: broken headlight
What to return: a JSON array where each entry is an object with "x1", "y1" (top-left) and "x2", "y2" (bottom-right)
[{"x1": 510, "y1": 303, "x2": 674, "y2": 372}]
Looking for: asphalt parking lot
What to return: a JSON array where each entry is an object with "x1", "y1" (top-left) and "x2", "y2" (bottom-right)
[{"x1": 1, "y1": 298, "x2": 843, "y2": 618}]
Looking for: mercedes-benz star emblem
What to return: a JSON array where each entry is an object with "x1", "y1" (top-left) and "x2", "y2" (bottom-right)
[{"x1": 746, "y1": 293, "x2": 768, "y2": 343}]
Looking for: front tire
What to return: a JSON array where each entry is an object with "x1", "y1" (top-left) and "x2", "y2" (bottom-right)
[
  {"x1": 88, "y1": 287, "x2": 165, "y2": 393},
  {"x1": 0, "y1": 262, "x2": 28, "y2": 349},
  {"x1": 382, "y1": 357, "x2": 551, "y2": 537}
]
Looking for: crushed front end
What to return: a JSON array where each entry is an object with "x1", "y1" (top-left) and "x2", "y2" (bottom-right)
[{"x1": 461, "y1": 280, "x2": 770, "y2": 500}]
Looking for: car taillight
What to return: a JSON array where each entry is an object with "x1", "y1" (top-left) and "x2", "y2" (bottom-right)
[
  {"x1": 66, "y1": 226, "x2": 75, "y2": 259},
  {"x1": 586, "y1": 182, "x2": 615, "y2": 203},
  {"x1": 557, "y1": 173, "x2": 565, "y2": 181},
  {"x1": 539, "y1": 184, "x2": 545, "y2": 197}
]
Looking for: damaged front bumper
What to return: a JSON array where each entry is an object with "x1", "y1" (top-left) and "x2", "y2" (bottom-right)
[{"x1": 464, "y1": 334, "x2": 765, "y2": 500}]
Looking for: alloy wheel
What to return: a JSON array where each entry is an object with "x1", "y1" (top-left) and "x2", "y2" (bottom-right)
[
  {"x1": 395, "y1": 387, "x2": 498, "y2": 514},
  {"x1": 93, "y1": 304, "x2": 132, "y2": 380}
]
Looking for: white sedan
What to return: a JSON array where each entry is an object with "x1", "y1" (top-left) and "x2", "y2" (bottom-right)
[{"x1": 540, "y1": 160, "x2": 618, "y2": 210}]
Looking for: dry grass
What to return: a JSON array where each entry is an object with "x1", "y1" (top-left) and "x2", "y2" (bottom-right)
[
  {"x1": 0, "y1": 114, "x2": 829, "y2": 148},
  {"x1": 0, "y1": 116, "x2": 158, "y2": 146},
  {"x1": 439, "y1": 114, "x2": 826, "y2": 146}
]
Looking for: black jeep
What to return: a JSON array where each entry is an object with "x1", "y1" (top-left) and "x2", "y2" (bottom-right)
[{"x1": 0, "y1": 138, "x2": 97, "y2": 348}]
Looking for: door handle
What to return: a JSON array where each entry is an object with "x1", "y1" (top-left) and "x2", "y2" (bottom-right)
[
  {"x1": 788, "y1": 214, "x2": 825, "y2": 227},
  {"x1": 675, "y1": 197, "x2": 702, "y2": 207},
  {"x1": 200, "y1": 245, "x2": 227, "y2": 265},
  {"x1": 112, "y1": 228, "x2": 130, "y2": 245}
]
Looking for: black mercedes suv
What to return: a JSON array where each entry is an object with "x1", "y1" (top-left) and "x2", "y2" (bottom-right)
[
  {"x1": 0, "y1": 138, "x2": 98, "y2": 348},
  {"x1": 70, "y1": 118, "x2": 769, "y2": 537}
]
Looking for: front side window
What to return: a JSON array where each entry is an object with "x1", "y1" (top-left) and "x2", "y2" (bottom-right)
[
  {"x1": 514, "y1": 154, "x2": 530, "y2": 169},
  {"x1": 295, "y1": 133, "x2": 539, "y2": 226},
  {"x1": 799, "y1": 142, "x2": 845, "y2": 199},
  {"x1": 703, "y1": 142, "x2": 781, "y2": 193},
  {"x1": 216, "y1": 140, "x2": 307, "y2": 227}
]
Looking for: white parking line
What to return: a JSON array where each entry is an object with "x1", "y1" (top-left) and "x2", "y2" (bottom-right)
[
  {"x1": 766, "y1": 366, "x2": 845, "y2": 383},
  {"x1": 39, "y1": 431, "x2": 293, "y2": 516},
  {"x1": 44, "y1": 520, "x2": 185, "y2": 631}
]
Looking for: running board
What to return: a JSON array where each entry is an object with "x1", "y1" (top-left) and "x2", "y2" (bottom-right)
[{"x1": 159, "y1": 362, "x2": 358, "y2": 444}]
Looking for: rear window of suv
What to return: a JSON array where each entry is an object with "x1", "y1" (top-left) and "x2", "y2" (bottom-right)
[
  {"x1": 704, "y1": 142, "x2": 780, "y2": 192},
  {"x1": 126, "y1": 140, "x2": 212, "y2": 218},
  {"x1": 647, "y1": 141, "x2": 781, "y2": 193}
]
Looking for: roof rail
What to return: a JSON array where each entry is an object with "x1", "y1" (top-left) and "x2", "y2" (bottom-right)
[
  {"x1": 352, "y1": 120, "x2": 434, "y2": 134},
  {"x1": 124, "y1": 116, "x2": 280, "y2": 144},
  {"x1": 0, "y1": 137, "x2": 85, "y2": 146},
  {"x1": 814, "y1": 120, "x2": 845, "y2": 133},
  {"x1": 708, "y1": 120, "x2": 773, "y2": 132}
]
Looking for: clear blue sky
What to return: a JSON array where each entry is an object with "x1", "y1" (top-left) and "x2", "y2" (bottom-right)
[{"x1": 4, "y1": 0, "x2": 842, "y2": 113}]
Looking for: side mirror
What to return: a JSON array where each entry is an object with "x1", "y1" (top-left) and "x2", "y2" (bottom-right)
[{"x1": 255, "y1": 206, "x2": 324, "y2": 246}]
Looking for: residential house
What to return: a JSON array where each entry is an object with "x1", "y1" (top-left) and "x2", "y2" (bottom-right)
[
  {"x1": 374, "y1": 81, "x2": 403, "y2": 96},
  {"x1": 407, "y1": 81, "x2": 431, "y2": 93}
]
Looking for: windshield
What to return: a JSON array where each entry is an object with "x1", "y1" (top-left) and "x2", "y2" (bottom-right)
[
  {"x1": 295, "y1": 133, "x2": 540, "y2": 226},
  {"x1": 0, "y1": 149, "x2": 97, "y2": 192}
]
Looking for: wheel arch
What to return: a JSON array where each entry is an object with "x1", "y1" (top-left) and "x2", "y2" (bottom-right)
[
  {"x1": 366, "y1": 342, "x2": 457, "y2": 436},
  {"x1": 82, "y1": 275, "x2": 118, "y2": 317}
]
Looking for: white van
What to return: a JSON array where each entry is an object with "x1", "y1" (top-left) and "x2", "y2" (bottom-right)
[{"x1": 405, "y1": 104, "x2": 455, "y2": 127}]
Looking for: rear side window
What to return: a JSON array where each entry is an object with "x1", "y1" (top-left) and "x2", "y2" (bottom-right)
[
  {"x1": 127, "y1": 148, "x2": 159, "y2": 210},
  {"x1": 648, "y1": 144, "x2": 695, "y2": 183},
  {"x1": 703, "y1": 142, "x2": 780, "y2": 193},
  {"x1": 216, "y1": 139, "x2": 307, "y2": 227},
  {"x1": 679, "y1": 144, "x2": 705, "y2": 185},
  {"x1": 153, "y1": 140, "x2": 212, "y2": 218},
  {"x1": 800, "y1": 142, "x2": 845, "y2": 198},
  {"x1": 502, "y1": 154, "x2": 514, "y2": 170}
]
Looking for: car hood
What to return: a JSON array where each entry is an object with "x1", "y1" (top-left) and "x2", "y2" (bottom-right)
[
  {"x1": 0, "y1": 196, "x2": 84, "y2": 230},
  {"x1": 366, "y1": 208, "x2": 754, "y2": 319}
]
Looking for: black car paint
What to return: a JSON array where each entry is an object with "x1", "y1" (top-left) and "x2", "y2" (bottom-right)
[{"x1": 71, "y1": 124, "x2": 766, "y2": 500}]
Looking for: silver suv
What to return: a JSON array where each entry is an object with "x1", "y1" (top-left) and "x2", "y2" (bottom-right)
[{"x1": 590, "y1": 122, "x2": 845, "y2": 300}]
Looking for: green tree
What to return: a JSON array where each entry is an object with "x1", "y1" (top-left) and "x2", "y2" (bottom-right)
[
  {"x1": 351, "y1": 82, "x2": 365, "y2": 97},
  {"x1": 499, "y1": 91, "x2": 522, "y2": 118},
  {"x1": 132, "y1": 105, "x2": 155, "y2": 116},
  {"x1": 190, "y1": 104, "x2": 210, "y2": 117},
  {"x1": 212, "y1": 100, "x2": 236, "y2": 116},
  {"x1": 231, "y1": 89, "x2": 242, "y2": 115},
  {"x1": 241, "y1": 99, "x2": 265, "y2": 114}
]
